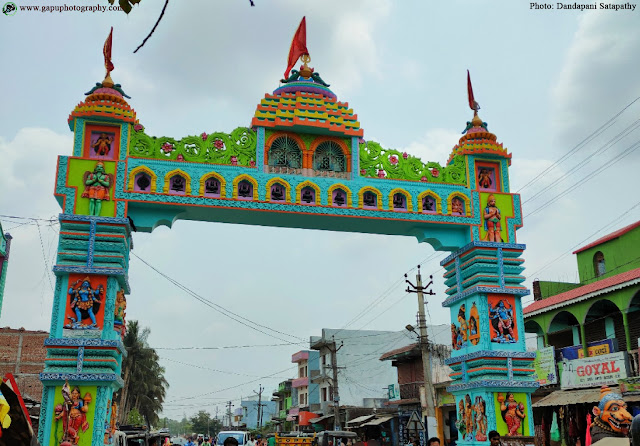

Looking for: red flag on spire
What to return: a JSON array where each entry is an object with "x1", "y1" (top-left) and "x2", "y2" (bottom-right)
[
  {"x1": 284, "y1": 17, "x2": 309, "y2": 79},
  {"x1": 467, "y1": 70, "x2": 480, "y2": 111},
  {"x1": 104, "y1": 27, "x2": 114, "y2": 75}
]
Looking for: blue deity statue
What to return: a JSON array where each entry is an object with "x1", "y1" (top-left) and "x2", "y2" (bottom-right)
[
  {"x1": 66, "y1": 278, "x2": 104, "y2": 329},
  {"x1": 489, "y1": 300, "x2": 516, "y2": 343}
]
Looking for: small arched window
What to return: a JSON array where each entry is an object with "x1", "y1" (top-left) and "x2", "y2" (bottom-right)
[
  {"x1": 332, "y1": 188, "x2": 347, "y2": 207},
  {"x1": 204, "y1": 177, "x2": 221, "y2": 197},
  {"x1": 169, "y1": 174, "x2": 186, "y2": 195},
  {"x1": 392, "y1": 193, "x2": 407, "y2": 211},
  {"x1": 134, "y1": 172, "x2": 151, "y2": 192},
  {"x1": 314, "y1": 141, "x2": 346, "y2": 172},
  {"x1": 594, "y1": 251, "x2": 606, "y2": 277},
  {"x1": 268, "y1": 136, "x2": 302, "y2": 169},
  {"x1": 362, "y1": 191, "x2": 378, "y2": 209},
  {"x1": 270, "y1": 183, "x2": 286, "y2": 201},
  {"x1": 422, "y1": 196, "x2": 436, "y2": 214},
  {"x1": 451, "y1": 197, "x2": 465, "y2": 215},
  {"x1": 237, "y1": 180, "x2": 254, "y2": 200},
  {"x1": 300, "y1": 187, "x2": 316, "y2": 204}
]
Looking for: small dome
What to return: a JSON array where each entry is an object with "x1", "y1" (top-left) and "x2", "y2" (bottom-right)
[
  {"x1": 68, "y1": 80, "x2": 136, "y2": 129},
  {"x1": 252, "y1": 67, "x2": 363, "y2": 138},
  {"x1": 447, "y1": 113, "x2": 511, "y2": 165}
]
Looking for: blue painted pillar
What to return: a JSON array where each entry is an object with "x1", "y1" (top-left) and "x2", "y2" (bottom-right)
[
  {"x1": 38, "y1": 214, "x2": 130, "y2": 446},
  {"x1": 442, "y1": 242, "x2": 538, "y2": 446}
]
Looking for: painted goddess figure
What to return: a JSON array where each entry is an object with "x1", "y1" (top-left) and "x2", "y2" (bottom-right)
[
  {"x1": 499, "y1": 392, "x2": 526, "y2": 436},
  {"x1": 67, "y1": 278, "x2": 104, "y2": 329}
]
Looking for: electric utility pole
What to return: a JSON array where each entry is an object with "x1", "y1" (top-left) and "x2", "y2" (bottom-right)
[
  {"x1": 329, "y1": 336, "x2": 344, "y2": 431},
  {"x1": 405, "y1": 266, "x2": 437, "y2": 429},
  {"x1": 226, "y1": 401, "x2": 234, "y2": 427},
  {"x1": 254, "y1": 385, "x2": 264, "y2": 428}
]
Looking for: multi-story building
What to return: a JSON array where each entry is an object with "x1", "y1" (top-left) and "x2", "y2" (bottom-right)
[
  {"x1": 271, "y1": 379, "x2": 293, "y2": 431},
  {"x1": 289, "y1": 350, "x2": 320, "y2": 430},
  {"x1": 523, "y1": 220, "x2": 640, "y2": 446},
  {"x1": 310, "y1": 327, "x2": 450, "y2": 419},
  {"x1": 524, "y1": 219, "x2": 640, "y2": 362},
  {"x1": 241, "y1": 394, "x2": 277, "y2": 429},
  {"x1": 0, "y1": 223, "x2": 12, "y2": 316}
]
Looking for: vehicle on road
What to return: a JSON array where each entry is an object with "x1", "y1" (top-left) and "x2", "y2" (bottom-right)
[
  {"x1": 313, "y1": 431, "x2": 357, "y2": 446},
  {"x1": 217, "y1": 431, "x2": 251, "y2": 446}
]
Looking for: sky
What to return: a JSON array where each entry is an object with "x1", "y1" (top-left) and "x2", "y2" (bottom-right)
[{"x1": 1, "y1": 0, "x2": 640, "y2": 421}]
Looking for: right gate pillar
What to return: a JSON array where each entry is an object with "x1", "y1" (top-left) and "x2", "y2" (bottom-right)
[{"x1": 442, "y1": 241, "x2": 538, "y2": 445}]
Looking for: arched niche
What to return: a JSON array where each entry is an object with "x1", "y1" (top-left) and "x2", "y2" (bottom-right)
[
  {"x1": 295, "y1": 181, "x2": 321, "y2": 205},
  {"x1": 388, "y1": 188, "x2": 412, "y2": 212},
  {"x1": 128, "y1": 166, "x2": 157, "y2": 193},
  {"x1": 266, "y1": 177, "x2": 292, "y2": 202}
]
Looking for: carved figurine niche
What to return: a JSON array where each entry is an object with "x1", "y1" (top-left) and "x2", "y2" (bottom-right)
[
  {"x1": 65, "y1": 277, "x2": 104, "y2": 330},
  {"x1": 482, "y1": 194, "x2": 503, "y2": 242},
  {"x1": 54, "y1": 381, "x2": 92, "y2": 445},
  {"x1": 82, "y1": 161, "x2": 112, "y2": 216},
  {"x1": 498, "y1": 392, "x2": 526, "y2": 436}
]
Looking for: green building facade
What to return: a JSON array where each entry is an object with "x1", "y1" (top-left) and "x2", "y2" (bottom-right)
[{"x1": 524, "y1": 220, "x2": 640, "y2": 362}]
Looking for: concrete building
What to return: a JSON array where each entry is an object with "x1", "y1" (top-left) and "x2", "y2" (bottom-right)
[
  {"x1": 309, "y1": 327, "x2": 450, "y2": 416},
  {"x1": 524, "y1": 219, "x2": 640, "y2": 359},
  {"x1": 289, "y1": 350, "x2": 320, "y2": 430},
  {"x1": 524, "y1": 220, "x2": 640, "y2": 446},
  {"x1": 271, "y1": 379, "x2": 293, "y2": 431},
  {"x1": 241, "y1": 394, "x2": 277, "y2": 429}
]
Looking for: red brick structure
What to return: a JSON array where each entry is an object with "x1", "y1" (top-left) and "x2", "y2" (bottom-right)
[{"x1": 0, "y1": 327, "x2": 48, "y2": 403}]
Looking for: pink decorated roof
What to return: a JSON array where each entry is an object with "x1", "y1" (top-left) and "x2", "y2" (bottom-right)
[
  {"x1": 573, "y1": 220, "x2": 640, "y2": 254},
  {"x1": 523, "y1": 267, "x2": 640, "y2": 315}
]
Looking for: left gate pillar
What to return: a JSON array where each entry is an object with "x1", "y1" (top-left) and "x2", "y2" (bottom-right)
[
  {"x1": 40, "y1": 71, "x2": 137, "y2": 445},
  {"x1": 38, "y1": 215, "x2": 131, "y2": 446}
]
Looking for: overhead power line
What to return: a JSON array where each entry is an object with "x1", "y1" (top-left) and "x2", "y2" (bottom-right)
[
  {"x1": 516, "y1": 95, "x2": 640, "y2": 194},
  {"x1": 132, "y1": 252, "x2": 306, "y2": 344}
]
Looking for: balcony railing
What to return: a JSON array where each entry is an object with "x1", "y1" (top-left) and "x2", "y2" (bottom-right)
[{"x1": 399, "y1": 382, "x2": 422, "y2": 400}]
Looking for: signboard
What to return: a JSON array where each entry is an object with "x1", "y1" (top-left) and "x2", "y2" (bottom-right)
[
  {"x1": 619, "y1": 377, "x2": 640, "y2": 396},
  {"x1": 560, "y1": 339, "x2": 618, "y2": 360},
  {"x1": 388, "y1": 383, "x2": 400, "y2": 401},
  {"x1": 560, "y1": 351, "x2": 628, "y2": 389},
  {"x1": 533, "y1": 346, "x2": 557, "y2": 385}
]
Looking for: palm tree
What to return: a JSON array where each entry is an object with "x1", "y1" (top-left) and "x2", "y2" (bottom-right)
[{"x1": 119, "y1": 320, "x2": 169, "y2": 427}]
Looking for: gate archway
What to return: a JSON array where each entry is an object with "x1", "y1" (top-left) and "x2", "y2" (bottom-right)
[{"x1": 39, "y1": 41, "x2": 535, "y2": 446}]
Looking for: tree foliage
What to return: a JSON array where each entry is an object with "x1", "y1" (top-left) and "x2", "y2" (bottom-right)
[
  {"x1": 189, "y1": 411, "x2": 222, "y2": 437},
  {"x1": 119, "y1": 320, "x2": 169, "y2": 427}
]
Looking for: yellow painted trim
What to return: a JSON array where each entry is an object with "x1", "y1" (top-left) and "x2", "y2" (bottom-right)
[
  {"x1": 232, "y1": 174, "x2": 259, "y2": 200},
  {"x1": 163, "y1": 169, "x2": 192, "y2": 195},
  {"x1": 417, "y1": 190, "x2": 443, "y2": 214},
  {"x1": 128, "y1": 166, "x2": 158, "y2": 192},
  {"x1": 388, "y1": 188, "x2": 413, "y2": 212},
  {"x1": 447, "y1": 192, "x2": 471, "y2": 216},
  {"x1": 266, "y1": 177, "x2": 292, "y2": 202},
  {"x1": 327, "y1": 184, "x2": 352, "y2": 207},
  {"x1": 358, "y1": 186, "x2": 383, "y2": 210},
  {"x1": 295, "y1": 181, "x2": 321, "y2": 205},
  {"x1": 199, "y1": 172, "x2": 226, "y2": 197}
]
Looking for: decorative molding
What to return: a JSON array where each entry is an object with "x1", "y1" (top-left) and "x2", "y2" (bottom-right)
[
  {"x1": 441, "y1": 241, "x2": 527, "y2": 266},
  {"x1": 443, "y1": 286, "x2": 530, "y2": 307},
  {"x1": 446, "y1": 380, "x2": 539, "y2": 392},
  {"x1": 39, "y1": 372, "x2": 124, "y2": 387},
  {"x1": 446, "y1": 350, "x2": 536, "y2": 365}
]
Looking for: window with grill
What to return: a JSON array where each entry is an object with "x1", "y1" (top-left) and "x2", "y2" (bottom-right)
[
  {"x1": 594, "y1": 251, "x2": 606, "y2": 277},
  {"x1": 268, "y1": 136, "x2": 302, "y2": 168},
  {"x1": 314, "y1": 141, "x2": 346, "y2": 172}
]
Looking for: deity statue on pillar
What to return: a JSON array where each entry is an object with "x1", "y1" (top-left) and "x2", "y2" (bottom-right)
[
  {"x1": 66, "y1": 277, "x2": 104, "y2": 329},
  {"x1": 82, "y1": 162, "x2": 112, "y2": 216},
  {"x1": 483, "y1": 194, "x2": 503, "y2": 242}
]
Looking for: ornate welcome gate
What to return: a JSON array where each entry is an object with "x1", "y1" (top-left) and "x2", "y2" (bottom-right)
[{"x1": 39, "y1": 37, "x2": 536, "y2": 446}]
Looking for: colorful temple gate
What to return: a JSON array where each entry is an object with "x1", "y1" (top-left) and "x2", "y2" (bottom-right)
[{"x1": 40, "y1": 31, "x2": 536, "y2": 446}]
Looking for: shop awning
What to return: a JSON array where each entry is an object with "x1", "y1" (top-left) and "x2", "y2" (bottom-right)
[
  {"x1": 310, "y1": 414, "x2": 334, "y2": 424},
  {"x1": 347, "y1": 415, "x2": 376, "y2": 426},
  {"x1": 533, "y1": 386, "x2": 640, "y2": 407},
  {"x1": 361, "y1": 415, "x2": 395, "y2": 427}
]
